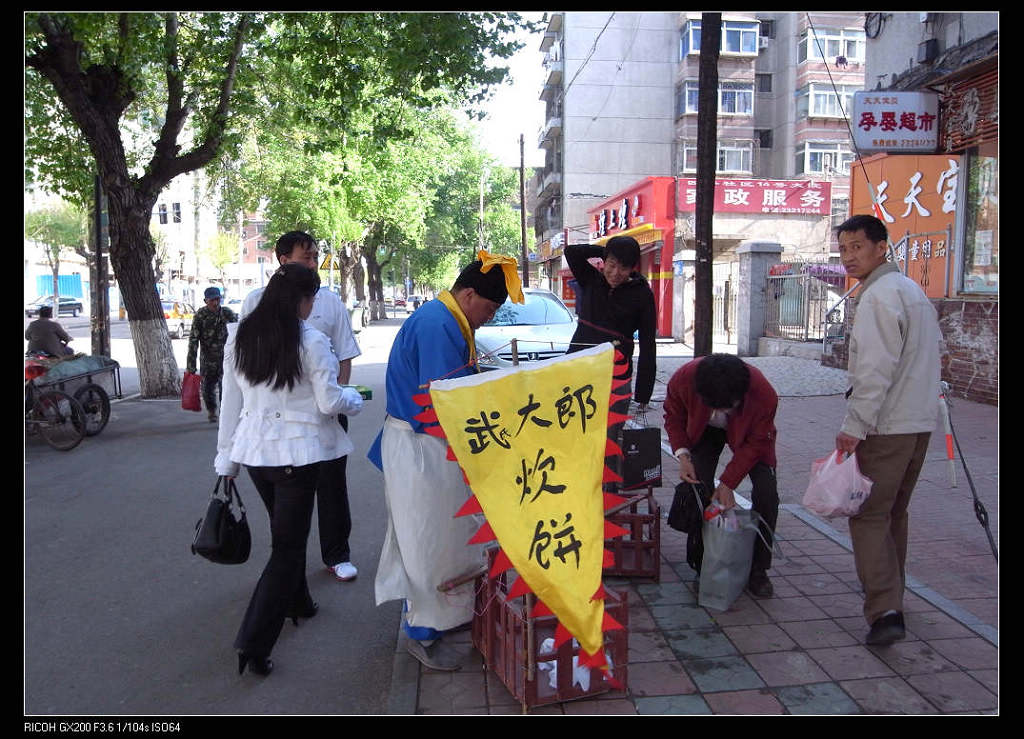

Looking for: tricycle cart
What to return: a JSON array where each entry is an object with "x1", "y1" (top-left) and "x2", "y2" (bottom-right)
[{"x1": 25, "y1": 354, "x2": 122, "y2": 442}]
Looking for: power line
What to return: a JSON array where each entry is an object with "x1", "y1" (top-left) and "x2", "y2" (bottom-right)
[
  {"x1": 557, "y1": 12, "x2": 616, "y2": 107},
  {"x1": 804, "y1": 13, "x2": 880, "y2": 214}
]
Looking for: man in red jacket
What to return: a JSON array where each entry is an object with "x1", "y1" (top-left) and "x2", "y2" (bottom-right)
[{"x1": 663, "y1": 354, "x2": 779, "y2": 597}]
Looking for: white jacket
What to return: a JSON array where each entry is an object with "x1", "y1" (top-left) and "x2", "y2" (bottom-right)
[
  {"x1": 841, "y1": 263, "x2": 941, "y2": 439},
  {"x1": 214, "y1": 324, "x2": 364, "y2": 476}
]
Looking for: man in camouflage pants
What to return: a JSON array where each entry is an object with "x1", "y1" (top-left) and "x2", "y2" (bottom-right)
[{"x1": 186, "y1": 287, "x2": 238, "y2": 422}]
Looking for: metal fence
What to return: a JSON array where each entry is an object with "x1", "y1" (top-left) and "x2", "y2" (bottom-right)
[
  {"x1": 712, "y1": 286, "x2": 737, "y2": 343},
  {"x1": 764, "y1": 263, "x2": 847, "y2": 342}
]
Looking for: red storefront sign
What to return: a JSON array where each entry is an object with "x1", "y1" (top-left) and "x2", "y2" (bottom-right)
[{"x1": 676, "y1": 178, "x2": 831, "y2": 215}]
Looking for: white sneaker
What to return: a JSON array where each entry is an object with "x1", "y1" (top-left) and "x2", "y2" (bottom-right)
[{"x1": 330, "y1": 562, "x2": 358, "y2": 581}]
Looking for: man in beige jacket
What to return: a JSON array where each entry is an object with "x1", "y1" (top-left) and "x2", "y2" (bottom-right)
[{"x1": 835, "y1": 214, "x2": 942, "y2": 646}]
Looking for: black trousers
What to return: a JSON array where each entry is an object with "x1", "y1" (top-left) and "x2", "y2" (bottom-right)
[
  {"x1": 234, "y1": 462, "x2": 319, "y2": 658},
  {"x1": 316, "y1": 415, "x2": 352, "y2": 566},
  {"x1": 686, "y1": 427, "x2": 779, "y2": 576}
]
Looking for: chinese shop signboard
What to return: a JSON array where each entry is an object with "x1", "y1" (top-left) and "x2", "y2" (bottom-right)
[
  {"x1": 849, "y1": 152, "x2": 960, "y2": 298},
  {"x1": 853, "y1": 91, "x2": 939, "y2": 153},
  {"x1": 676, "y1": 179, "x2": 831, "y2": 215}
]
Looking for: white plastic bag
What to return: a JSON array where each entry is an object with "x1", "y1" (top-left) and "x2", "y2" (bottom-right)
[{"x1": 803, "y1": 451, "x2": 873, "y2": 518}]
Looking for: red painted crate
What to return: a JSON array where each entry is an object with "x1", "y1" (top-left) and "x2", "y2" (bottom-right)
[
  {"x1": 471, "y1": 551, "x2": 629, "y2": 710},
  {"x1": 604, "y1": 488, "x2": 661, "y2": 581}
]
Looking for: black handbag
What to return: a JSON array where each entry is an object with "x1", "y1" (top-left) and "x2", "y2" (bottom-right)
[
  {"x1": 667, "y1": 481, "x2": 711, "y2": 535},
  {"x1": 191, "y1": 476, "x2": 251, "y2": 564}
]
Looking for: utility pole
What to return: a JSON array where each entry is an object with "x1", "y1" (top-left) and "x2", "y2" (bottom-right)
[
  {"x1": 519, "y1": 134, "x2": 530, "y2": 287},
  {"x1": 91, "y1": 174, "x2": 110, "y2": 358},
  {"x1": 694, "y1": 12, "x2": 721, "y2": 357},
  {"x1": 479, "y1": 165, "x2": 486, "y2": 252}
]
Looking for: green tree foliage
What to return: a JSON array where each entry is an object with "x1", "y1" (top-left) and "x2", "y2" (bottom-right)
[
  {"x1": 25, "y1": 203, "x2": 87, "y2": 301},
  {"x1": 25, "y1": 11, "x2": 534, "y2": 396},
  {"x1": 203, "y1": 230, "x2": 240, "y2": 285}
]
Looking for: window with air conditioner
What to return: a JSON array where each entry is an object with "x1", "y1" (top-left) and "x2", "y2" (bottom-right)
[
  {"x1": 798, "y1": 27, "x2": 865, "y2": 64},
  {"x1": 680, "y1": 19, "x2": 759, "y2": 56}
]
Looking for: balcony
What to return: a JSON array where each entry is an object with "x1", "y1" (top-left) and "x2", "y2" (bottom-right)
[
  {"x1": 538, "y1": 117, "x2": 562, "y2": 148},
  {"x1": 544, "y1": 12, "x2": 563, "y2": 34},
  {"x1": 536, "y1": 170, "x2": 562, "y2": 201},
  {"x1": 542, "y1": 46, "x2": 563, "y2": 87},
  {"x1": 539, "y1": 82, "x2": 557, "y2": 102},
  {"x1": 539, "y1": 30, "x2": 558, "y2": 52}
]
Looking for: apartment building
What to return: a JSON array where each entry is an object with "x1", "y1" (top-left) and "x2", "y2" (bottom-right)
[
  {"x1": 534, "y1": 12, "x2": 679, "y2": 285},
  {"x1": 534, "y1": 11, "x2": 866, "y2": 340}
]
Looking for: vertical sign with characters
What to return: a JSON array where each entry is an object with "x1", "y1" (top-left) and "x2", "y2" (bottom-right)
[{"x1": 427, "y1": 344, "x2": 621, "y2": 658}]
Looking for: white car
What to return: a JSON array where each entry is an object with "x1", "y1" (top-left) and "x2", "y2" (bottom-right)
[{"x1": 474, "y1": 288, "x2": 578, "y2": 371}]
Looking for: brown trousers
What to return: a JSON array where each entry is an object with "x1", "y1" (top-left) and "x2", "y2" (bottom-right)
[{"x1": 849, "y1": 432, "x2": 931, "y2": 625}]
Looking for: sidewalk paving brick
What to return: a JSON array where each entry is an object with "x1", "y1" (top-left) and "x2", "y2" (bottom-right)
[
  {"x1": 704, "y1": 689, "x2": 787, "y2": 714},
  {"x1": 747, "y1": 651, "x2": 832, "y2": 686},
  {"x1": 867, "y1": 640, "x2": 960, "y2": 676},
  {"x1": 906, "y1": 671, "x2": 998, "y2": 712},
  {"x1": 774, "y1": 683, "x2": 862, "y2": 714},
  {"x1": 839, "y1": 677, "x2": 939, "y2": 714},
  {"x1": 682, "y1": 655, "x2": 766, "y2": 692},
  {"x1": 627, "y1": 660, "x2": 697, "y2": 697},
  {"x1": 806, "y1": 646, "x2": 897, "y2": 681}
]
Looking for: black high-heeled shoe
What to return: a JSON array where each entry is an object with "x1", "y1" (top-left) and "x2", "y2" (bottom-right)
[
  {"x1": 237, "y1": 652, "x2": 274, "y2": 676},
  {"x1": 287, "y1": 600, "x2": 319, "y2": 626}
]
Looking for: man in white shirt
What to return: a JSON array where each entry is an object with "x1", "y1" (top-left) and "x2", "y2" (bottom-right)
[{"x1": 242, "y1": 231, "x2": 363, "y2": 584}]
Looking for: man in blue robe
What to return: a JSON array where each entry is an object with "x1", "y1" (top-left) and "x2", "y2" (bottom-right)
[{"x1": 370, "y1": 253, "x2": 523, "y2": 671}]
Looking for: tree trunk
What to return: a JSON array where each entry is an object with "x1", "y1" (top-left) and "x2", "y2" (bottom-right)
[
  {"x1": 107, "y1": 193, "x2": 181, "y2": 397},
  {"x1": 694, "y1": 12, "x2": 721, "y2": 358},
  {"x1": 363, "y1": 246, "x2": 386, "y2": 321}
]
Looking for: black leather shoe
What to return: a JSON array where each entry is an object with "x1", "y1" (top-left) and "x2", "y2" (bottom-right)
[
  {"x1": 237, "y1": 652, "x2": 274, "y2": 676},
  {"x1": 865, "y1": 612, "x2": 905, "y2": 646},
  {"x1": 746, "y1": 569, "x2": 774, "y2": 599}
]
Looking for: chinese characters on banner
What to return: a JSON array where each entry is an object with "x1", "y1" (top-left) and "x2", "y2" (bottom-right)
[
  {"x1": 676, "y1": 179, "x2": 832, "y2": 215},
  {"x1": 849, "y1": 153, "x2": 960, "y2": 298},
  {"x1": 853, "y1": 91, "x2": 940, "y2": 153},
  {"x1": 428, "y1": 344, "x2": 616, "y2": 656}
]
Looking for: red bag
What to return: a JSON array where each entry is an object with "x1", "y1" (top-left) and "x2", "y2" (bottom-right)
[{"x1": 182, "y1": 371, "x2": 202, "y2": 412}]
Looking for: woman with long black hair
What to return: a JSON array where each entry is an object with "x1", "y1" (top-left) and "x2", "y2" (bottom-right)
[{"x1": 214, "y1": 262, "x2": 364, "y2": 676}]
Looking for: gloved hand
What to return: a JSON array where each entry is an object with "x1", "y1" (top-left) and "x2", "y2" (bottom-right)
[{"x1": 339, "y1": 386, "x2": 364, "y2": 416}]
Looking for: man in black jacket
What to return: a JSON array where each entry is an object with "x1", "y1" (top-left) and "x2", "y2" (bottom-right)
[{"x1": 565, "y1": 236, "x2": 657, "y2": 407}]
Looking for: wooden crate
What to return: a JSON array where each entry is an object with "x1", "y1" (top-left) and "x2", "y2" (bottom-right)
[
  {"x1": 604, "y1": 488, "x2": 661, "y2": 582},
  {"x1": 471, "y1": 554, "x2": 629, "y2": 710}
]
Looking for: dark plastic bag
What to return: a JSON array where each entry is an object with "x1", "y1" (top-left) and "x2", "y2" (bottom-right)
[{"x1": 667, "y1": 481, "x2": 710, "y2": 535}]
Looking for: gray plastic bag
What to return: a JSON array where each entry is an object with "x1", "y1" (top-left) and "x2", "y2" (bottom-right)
[{"x1": 697, "y1": 508, "x2": 760, "y2": 612}]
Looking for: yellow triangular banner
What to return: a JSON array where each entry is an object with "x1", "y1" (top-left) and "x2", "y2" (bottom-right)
[{"x1": 429, "y1": 343, "x2": 615, "y2": 656}]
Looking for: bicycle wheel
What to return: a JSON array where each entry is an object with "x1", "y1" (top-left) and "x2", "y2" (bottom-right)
[
  {"x1": 74, "y1": 383, "x2": 111, "y2": 436},
  {"x1": 31, "y1": 390, "x2": 86, "y2": 451}
]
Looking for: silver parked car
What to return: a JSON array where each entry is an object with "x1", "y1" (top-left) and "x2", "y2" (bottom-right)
[{"x1": 475, "y1": 287, "x2": 577, "y2": 371}]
